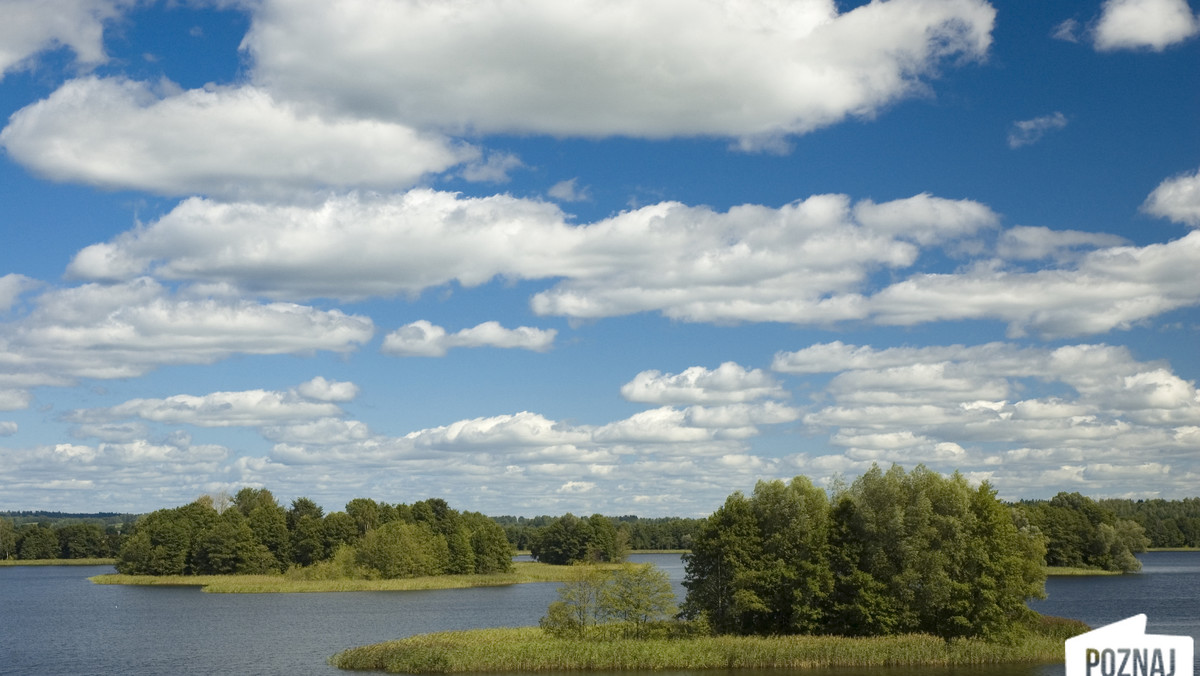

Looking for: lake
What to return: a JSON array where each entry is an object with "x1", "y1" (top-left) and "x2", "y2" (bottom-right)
[{"x1": 1, "y1": 552, "x2": 1196, "y2": 676}]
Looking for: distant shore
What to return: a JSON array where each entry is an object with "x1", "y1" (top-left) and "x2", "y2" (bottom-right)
[{"x1": 332, "y1": 616, "x2": 1088, "y2": 673}]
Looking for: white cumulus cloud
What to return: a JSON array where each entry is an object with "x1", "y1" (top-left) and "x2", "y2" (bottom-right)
[
  {"x1": 243, "y1": 0, "x2": 995, "y2": 143},
  {"x1": 1007, "y1": 112, "x2": 1068, "y2": 148},
  {"x1": 1093, "y1": 0, "x2": 1199, "y2": 51},
  {"x1": 381, "y1": 320, "x2": 557, "y2": 357},
  {"x1": 0, "y1": 77, "x2": 476, "y2": 199},
  {"x1": 1143, "y1": 167, "x2": 1200, "y2": 227},
  {"x1": 620, "y1": 362, "x2": 787, "y2": 405},
  {"x1": 0, "y1": 0, "x2": 132, "y2": 78}
]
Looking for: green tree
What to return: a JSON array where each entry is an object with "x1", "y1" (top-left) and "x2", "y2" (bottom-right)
[
  {"x1": 57, "y1": 522, "x2": 110, "y2": 558},
  {"x1": 354, "y1": 521, "x2": 449, "y2": 579},
  {"x1": 246, "y1": 501, "x2": 290, "y2": 570},
  {"x1": 602, "y1": 563, "x2": 677, "y2": 638},
  {"x1": 0, "y1": 518, "x2": 16, "y2": 560},
  {"x1": 17, "y1": 525, "x2": 60, "y2": 559},
  {"x1": 539, "y1": 565, "x2": 610, "y2": 637},
  {"x1": 684, "y1": 466, "x2": 1047, "y2": 640},
  {"x1": 345, "y1": 498, "x2": 382, "y2": 535},
  {"x1": 324, "y1": 511, "x2": 359, "y2": 554},
  {"x1": 190, "y1": 509, "x2": 275, "y2": 574},
  {"x1": 466, "y1": 515, "x2": 514, "y2": 574}
]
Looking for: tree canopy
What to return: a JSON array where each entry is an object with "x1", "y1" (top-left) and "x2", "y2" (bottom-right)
[
  {"x1": 115, "y1": 491, "x2": 514, "y2": 578},
  {"x1": 681, "y1": 465, "x2": 1047, "y2": 640}
]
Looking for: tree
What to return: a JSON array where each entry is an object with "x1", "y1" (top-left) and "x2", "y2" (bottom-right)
[
  {"x1": 541, "y1": 564, "x2": 677, "y2": 639},
  {"x1": 0, "y1": 518, "x2": 16, "y2": 560},
  {"x1": 540, "y1": 565, "x2": 610, "y2": 637},
  {"x1": 17, "y1": 525, "x2": 60, "y2": 559},
  {"x1": 602, "y1": 563, "x2": 677, "y2": 638},
  {"x1": 354, "y1": 521, "x2": 449, "y2": 579},
  {"x1": 531, "y1": 513, "x2": 627, "y2": 565},
  {"x1": 57, "y1": 522, "x2": 110, "y2": 558},
  {"x1": 682, "y1": 466, "x2": 1048, "y2": 640},
  {"x1": 190, "y1": 509, "x2": 275, "y2": 574},
  {"x1": 466, "y1": 515, "x2": 514, "y2": 574}
]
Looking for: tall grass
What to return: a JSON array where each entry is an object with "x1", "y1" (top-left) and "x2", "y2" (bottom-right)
[
  {"x1": 333, "y1": 616, "x2": 1088, "y2": 673},
  {"x1": 1044, "y1": 566, "x2": 1124, "y2": 576},
  {"x1": 89, "y1": 561, "x2": 624, "y2": 593},
  {"x1": 1, "y1": 558, "x2": 116, "y2": 567}
]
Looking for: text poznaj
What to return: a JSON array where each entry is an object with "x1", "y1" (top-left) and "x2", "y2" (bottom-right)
[{"x1": 1066, "y1": 614, "x2": 1193, "y2": 676}]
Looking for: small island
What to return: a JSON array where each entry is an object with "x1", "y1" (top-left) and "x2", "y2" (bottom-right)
[{"x1": 335, "y1": 466, "x2": 1095, "y2": 673}]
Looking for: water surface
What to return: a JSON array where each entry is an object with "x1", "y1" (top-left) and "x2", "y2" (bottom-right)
[{"x1": 1, "y1": 552, "x2": 1196, "y2": 676}]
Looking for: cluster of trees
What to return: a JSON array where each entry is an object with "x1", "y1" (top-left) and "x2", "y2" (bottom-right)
[
  {"x1": 1100, "y1": 497, "x2": 1200, "y2": 548},
  {"x1": 116, "y1": 489, "x2": 512, "y2": 578},
  {"x1": 0, "y1": 519, "x2": 122, "y2": 560},
  {"x1": 540, "y1": 564, "x2": 678, "y2": 639},
  {"x1": 1019, "y1": 493, "x2": 1148, "y2": 572},
  {"x1": 681, "y1": 466, "x2": 1047, "y2": 640},
  {"x1": 527, "y1": 513, "x2": 629, "y2": 564},
  {"x1": 497, "y1": 514, "x2": 700, "y2": 552}
]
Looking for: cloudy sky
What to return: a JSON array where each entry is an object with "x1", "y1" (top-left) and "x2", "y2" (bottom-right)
[{"x1": 1, "y1": 0, "x2": 1198, "y2": 516}]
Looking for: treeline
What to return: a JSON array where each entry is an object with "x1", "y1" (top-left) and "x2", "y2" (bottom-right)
[
  {"x1": 0, "y1": 519, "x2": 123, "y2": 560},
  {"x1": 115, "y1": 489, "x2": 512, "y2": 578},
  {"x1": 1018, "y1": 492, "x2": 1148, "y2": 572},
  {"x1": 495, "y1": 514, "x2": 701, "y2": 552},
  {"x1": 1100, "y1": 497, "x2": 1200, "y2": 548},
  {"x1": 681, "y1": 466, "x2": 1048, "y2": 640}
]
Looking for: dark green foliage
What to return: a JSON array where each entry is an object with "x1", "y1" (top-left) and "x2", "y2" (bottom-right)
[
  {"x1": 1022, "y1": 492, "x2": 1147, "y2": 572},
  {"x1": 683, "y1": 466, "x2": 1047, "y2": 641},
  {"x1": 116, "y1": 500, "x2": 219, "y2": 574},
  {"x1": 110, "y1": 489, "x2": 519, "y2": 580},
  {"x1": 289, "y1": 514, "x2": 327, "y2": 566},
  {"x1": 496, "y1": 513, "x2": 701, "y2": 552},
  {"x1": 466, "y1": 514, "x2": 514, "y2": 574},
  {"x1": 56, "y1": 522, "x2": 111, "y2": 558},
  {"x1": 0, "y1": 518, "x2": 16, "y2": 559},
  {"x1": 245, "y1": 500, "x2": 290, "y2": 570},
  {"x1": 17, "y1": 525, "x2": 60, "y2": 559},
  {"x1": 190, "y1": 509, "x2": 276, "y2": 574},
  {"x1": 1101, "y1": 497, "x2": 1200, "y2": 547},
  {"x1": 355, "y1": 521, "x2": 448, "y2": 578},
  {"x1": 323, "y1": 511, "x2": 359, "y2": 554},
  {"x1": 530, "y1": 513, "x2": 628, "y2": 564}
]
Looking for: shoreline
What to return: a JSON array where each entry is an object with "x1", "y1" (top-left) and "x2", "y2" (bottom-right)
[
  {"x1": 1, "y1": 558, "x2": 117, "y2": 567},
  {"x1": 88, "y1": 560, "x2": 625, "y2": 593},
  {"x1": 331, "y1": 617, "x2": 1087, "y2": 673}
]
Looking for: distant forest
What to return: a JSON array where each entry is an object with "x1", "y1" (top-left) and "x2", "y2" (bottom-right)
[{"x1": 4, "y1": 491, "x2": 1199, "y2": 569}]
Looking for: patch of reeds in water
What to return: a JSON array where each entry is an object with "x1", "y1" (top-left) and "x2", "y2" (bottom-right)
[{"x1": 332, "y1": 616, "x2": 1088, "y2": 673}]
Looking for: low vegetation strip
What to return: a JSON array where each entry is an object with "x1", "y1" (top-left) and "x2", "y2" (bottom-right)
[
  {"x1": 332, "y1": 619, "x2": 1086, "y2": 673},
  {"x1": 88, "y1": 561, "x2": 622, "y2": 593},
  {"x1": 1, "y1": 557, "x2": 116, "y2": 567}
]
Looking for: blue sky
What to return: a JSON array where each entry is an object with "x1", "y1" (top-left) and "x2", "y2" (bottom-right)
[{"x1": 1, "y1": 0, "x2": 1198, "y2": 516}]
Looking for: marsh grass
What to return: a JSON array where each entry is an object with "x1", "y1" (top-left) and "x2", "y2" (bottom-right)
[
  {"x1": 1044, "y1": 566, "x2": 1124, "y2": 576},
  {"x1": 1, "y1": 558, "x2": 116, "y2": 567},
  {"x1": 332, "y1": 616, "x2": 1087, "y2": 673},
  {"x1": 89, "y1": 561, "x2": 624, "y2": 593}
]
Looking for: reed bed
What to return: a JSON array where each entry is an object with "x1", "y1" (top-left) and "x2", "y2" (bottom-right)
[
  {"x1": 88, "y1": 561, "x2": 621, "y2": 593},
  {"x1": 1043, "y1": 566, "x2": 1124, "y2": 576},
  {"x1": 332, "y1": 617, "x2": 1085, "y2": 673},
  {"x1": 1, "y1": 558, "x2": 116, "y2": 567}
]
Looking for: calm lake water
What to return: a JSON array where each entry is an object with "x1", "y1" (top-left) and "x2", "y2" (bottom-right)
[{"x1": 1, "y1": 552, "x2": 1196, "y2": 676}]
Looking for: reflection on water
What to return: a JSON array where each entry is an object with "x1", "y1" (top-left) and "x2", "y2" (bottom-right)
[{"x1": 1, "y1": 552, "x2": 1197, "y2": 676}]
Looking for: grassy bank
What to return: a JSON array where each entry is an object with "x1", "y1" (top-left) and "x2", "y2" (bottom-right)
[
  {"x1": 332, "y1": 616, "x2": 1087, "y2": 673},
  {"x1": 1044, "y1": 566, "x2": 1124, "y2": 576},
  {"x1": 89, "y1": 561, "x2": 623, "y2": 593},
  {"x1": 1, "y1": 558, "x2": 116, "y2": 567}
]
